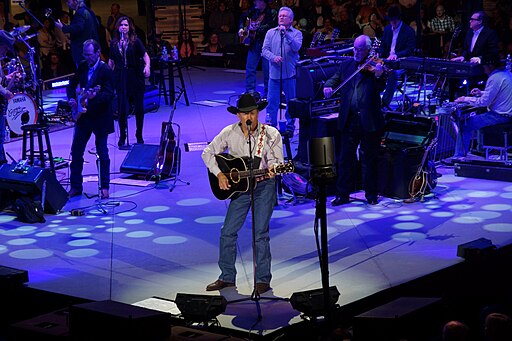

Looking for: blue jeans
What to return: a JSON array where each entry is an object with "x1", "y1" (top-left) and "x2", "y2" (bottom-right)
[
  {"x1": 218, "y1": 177, "x2": 275, "y2": 284},
  {"x1": 70, "y1": 125, "x2": 110, "y2": 191},
  {"x1": 245, "y1": 44, "x2": 269, "y2": 97},
  {"x1": 381, "y1": 68, "x2": 405, "y2": 107},
  {"x1": 454, "y1": 111, "x2": 512, "y2": 157},
  {"x1": 266, "y1": 78, "x2": 296, "y2": 133},
  {"x1": 0, "y1": 115, "x2": 5, "y2": 164}
]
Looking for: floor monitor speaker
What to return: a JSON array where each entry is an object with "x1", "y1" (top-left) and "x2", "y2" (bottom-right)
[{"x1": 0, "y1": 163, "x2": 68, "y2": 213}]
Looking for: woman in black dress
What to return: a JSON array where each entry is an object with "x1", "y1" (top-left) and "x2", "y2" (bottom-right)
[{"x1": 108, "y1": 16, "x2": 150, "y2": 147}]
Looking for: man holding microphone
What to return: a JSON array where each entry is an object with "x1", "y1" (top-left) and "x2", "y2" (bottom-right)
[{"x1": 262, "y1": 6, "x2": 302, "y2": 137}]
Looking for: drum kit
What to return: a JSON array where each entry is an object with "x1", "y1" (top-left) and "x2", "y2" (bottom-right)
[{"x1": 2, "y1": 25, "x2": 40, "y2": 136}]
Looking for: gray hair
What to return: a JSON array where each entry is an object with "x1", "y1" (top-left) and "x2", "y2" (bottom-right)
[{"x1": 279, "y1": 6, "x2": 294, "y2": 20}]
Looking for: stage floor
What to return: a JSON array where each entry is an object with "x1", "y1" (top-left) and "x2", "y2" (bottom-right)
[{"x1": 2, "y1": 66, "x2": 512, "y2": 336}]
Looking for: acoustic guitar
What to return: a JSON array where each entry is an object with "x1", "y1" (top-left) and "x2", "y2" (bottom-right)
[
  {"x1": 208, "y1": 153, "x2": 294, "y2": 200},
  {"x1": 240, "y1": 13, "x2": 265, "y2": 46},
  {"x1": 407, "y1": 138, "x2": 438, "y2": 202}
]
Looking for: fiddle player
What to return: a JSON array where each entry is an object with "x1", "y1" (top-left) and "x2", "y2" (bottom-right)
[
  {"x1": 378, "y1": 5, "x2": 415, "y2": 110},
  {"x1": 323, "y1": 35, "x2": 386, "y2": 206},
  {"x1": 442, "y1": 54, "x2": 512, "y2": 166}
]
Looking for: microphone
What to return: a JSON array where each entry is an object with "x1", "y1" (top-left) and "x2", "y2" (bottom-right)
[{"x1": 246, "y1": 119, "x2": 252, "y2": 131}]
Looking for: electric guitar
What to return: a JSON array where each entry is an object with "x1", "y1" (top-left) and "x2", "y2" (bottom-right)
[
  {"x1": 208, "y1": 153, "x2": 294, "y2": 200},
  {"x1": 407, "y1": 138, "x2": 438, "y2": 202},
  {"x1": 73, "y1": 85, "x2": 101, "y2": 122}
]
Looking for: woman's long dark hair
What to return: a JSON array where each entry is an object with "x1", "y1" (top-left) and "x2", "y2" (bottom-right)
[{"x1": 113, "y1": 16, "x2": 137, "y2": 46}]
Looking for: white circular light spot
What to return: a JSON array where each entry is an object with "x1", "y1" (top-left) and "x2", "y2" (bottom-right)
[
  {"x1": 154, "y1": 217, "x2": 183, "y2": 225},
  {"x1": 271, "y1": 210, "x2": 294, "y2": 218},
  {"x1": 447, "y1": 204, "x2": 473, "y2": 210},
  {"x1": 105, "y1": 227, "x2": 127, "y2": 233},
  {"x1": 10, "y1": 249, "x2": 53, "y2": 259},
  {"x1": 68, "y1": 239, "x2": 96, "y2": 247},
  {"x1": 333, "y1": 219, "x2": 364, "y2": 227},
  {"x1": 395, "y1": 215, "x2": 419, "y2": 221},
  {"x1": 481, "y1": 204, "x2": 512, "y2": 211},
  {"x1": 143, "y1": 206, "x2": 170, "y2": 213},
  {"x1": 118, "y1": 212, "x2": 138, "y2": 217},
  {"x1": 359, "y1": 213, "x2": 383, "y2": 219},
  {"x1": 65, "y1": 249, "x2": 99, "y2": 257},
  {"x1": 466, "y1": 191, "x2": 498, "y2": 198},
  {"x1": 71, "y1": 232, "x2": 92, "y2": 238},
  {"x1": 7, "y1": 238, "x2": 37, "y2": 246},
  {"x1": 0, "y1": 245, "x2": 7, "y2": 254},
  {"x1": 153, "y1": 236, "x2": 187, "y2": 244},
  {"x1": 0, "y1": 215, "x2": 16, "y2": 223},
  {"x1": 126, "y1": 231, "x2": 154, "y2": 238},
  {"x1": 195, "y1": 216, "x2": 225, "y2": 224},
  {"x1": 452, "y1": 216, "x2": 484, "y2": 224},
  {"x1": 393, "y1": 222, "x2": 423, "y2": 230},
  {"x1": 460, "y1": 211, "x2": 501, "y2": 220},
  {"x1": 392, "y1": 232, "x2": 427, "y2": 242},
  {"x1": 124, "y1": 219, "x2": 144, "y2": 225},
  {"x1": 483, "y1": 223, "x2": 512, "y2": 233},
  {"x1": 176, "y1": 198, "x2": 210, "y2": 206},
  {"x1": 35, "y1": 232, "x2": 56, "y2": 237},
  {"x1": 431, "y1": 211, "x2": 455, "y2": 218}
]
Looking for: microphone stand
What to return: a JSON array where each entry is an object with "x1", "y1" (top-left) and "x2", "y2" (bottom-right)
[
  {"x1": 19, "y1": 3, "x2": 46, "y2": 122},
  {"x1": 118, "y1": 34, "x2": 131, "y2": 150},
  {"x1": 228, "y1": 120, "x2": 287, "y2": 327}
]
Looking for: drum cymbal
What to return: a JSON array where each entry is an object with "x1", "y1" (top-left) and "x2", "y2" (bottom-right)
[{"x1": 9, "y1": 25, "x2": 30, "y2": 36}]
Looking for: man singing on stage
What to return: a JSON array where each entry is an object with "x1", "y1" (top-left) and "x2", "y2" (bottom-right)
[
  {"x1": 202, "y1": 93, "x2": 283, "y2": 295},
  {"x1": 262, "y1": 6, "x2": 302, "y2": 137}
]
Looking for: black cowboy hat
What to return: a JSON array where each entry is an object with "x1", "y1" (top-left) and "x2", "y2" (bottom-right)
[
  {"x1": 385, "y1": 5, "x2": 402, "y2": 21},
  {"x1": 0, "y1": 30, "x2": 14, "y2": 48},
  {"x1": 227, "y1": 93, "x2": 268, "y2": 114}
]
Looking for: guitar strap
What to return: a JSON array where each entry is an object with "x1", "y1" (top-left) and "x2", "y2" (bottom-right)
[{"x1": 254, "y1": 123, "x2": 267, "y2": 158}]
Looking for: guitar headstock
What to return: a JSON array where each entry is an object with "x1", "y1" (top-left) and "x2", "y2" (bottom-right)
[{"x1": 274, "y1": 161, "x2": 294, "y2": 174}]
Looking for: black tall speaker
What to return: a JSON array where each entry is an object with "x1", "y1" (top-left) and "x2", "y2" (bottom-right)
[{"x1": 0, "y1": 164, "x2": 68, "y2": 214}]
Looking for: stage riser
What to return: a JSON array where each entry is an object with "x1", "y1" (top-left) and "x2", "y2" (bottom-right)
[{"x1": 455, "y1": 162, "x2": 512, "y2": 182}]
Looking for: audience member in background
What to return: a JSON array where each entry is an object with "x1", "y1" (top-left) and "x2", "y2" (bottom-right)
[
  {"x1": 96, "y1": 16, "x2": 111, "y2": 61},
  {"x1": 42, "y1": 52, "x2": 68, "y2": 80},
  {"x1": 37, "y1": 18, "x2": 57, "y2": 66},
  {"x1": 56, "y1": 0, "x2": 99, "y2": 67},
  {"x1": 307, "y1": 0, "x2": 330, "y2": 33},
  {"x1": 378, "y1": 5, "x2": 416, "y2": 110},
  {"x1": 178, "y1": 29, "x2": 196, "y2": 60},
  {"x1": 284, "y1": 0, "x2": 303, "y2": 29},
  {"x1": 442, "y1": 320, "x2": 471, "y2": 341},
  {"x1": 356, "y1": 0, "x2": 385, "y2": 33},
  {"x1": 429, "y1": 5, "x2": 455, "y2": 57},
  {"x1": 108, "y1": 16, "x2": 151, "y2": 147},
  {"x1": 337, "y1": 7, "x2": 358, "y2": 39},
  {"x1": 106, "y1": 3, "x2": 125, "y2": 35},
  {"x1": 484, "y1": 312, "x2": 512, "y2": 341},
  {"x1": 209, "y1": 1, "x2": 235, "y2": 46},
  {"x1": 54, "y1": 11, "x2": 73, "y2": 71},
  {"x1": 205, "y1": 32, "x2": 224, "y2": 53}
]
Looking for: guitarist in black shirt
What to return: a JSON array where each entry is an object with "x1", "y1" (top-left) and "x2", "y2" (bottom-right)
[{"x1": 238, "y1": 0, "x2": 277, "y2": 99}]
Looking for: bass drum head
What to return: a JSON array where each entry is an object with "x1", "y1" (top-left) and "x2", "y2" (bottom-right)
[{"x1": 6, "y1": 93, "x2": 39, "y2": 135}]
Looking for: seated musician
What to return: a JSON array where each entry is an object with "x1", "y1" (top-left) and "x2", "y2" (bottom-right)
[
  {"x1": 442, "y1": 55, "x2": 512, "y2": 165},
  {"x1": 378, "y1": 5, "x2": 416, "y2": 110}
]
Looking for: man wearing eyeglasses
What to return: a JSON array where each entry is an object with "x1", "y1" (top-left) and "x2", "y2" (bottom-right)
[{"x1": 451, "y1": 11, "x2": 499, "y2": 64}]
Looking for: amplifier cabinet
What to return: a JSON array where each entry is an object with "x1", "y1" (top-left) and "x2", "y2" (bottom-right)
[
  {"x1": 454, "y1": 160, "x2": 512, "y2": 182},
  {"x1": 295, "y1": 59, "x2": 346, "y2": 100}
]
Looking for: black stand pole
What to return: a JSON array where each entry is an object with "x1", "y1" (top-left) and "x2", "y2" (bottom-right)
[
  {"x1": 119, "y1": 44, "x2": 131, "y2": 150},
  {"x1": 314, "y1": 179, "x2": 332, "y2": 327},
  {"x1": 19, "y1": 3, "x2": 46, "y2": 121},
  {"x1": 228, "y1": 122, "x2": 287, "y2": 327}
]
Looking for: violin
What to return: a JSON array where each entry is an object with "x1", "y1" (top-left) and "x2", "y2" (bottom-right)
[{"x1": 361, "y1": 57, "x2": 391, "y2": 74}]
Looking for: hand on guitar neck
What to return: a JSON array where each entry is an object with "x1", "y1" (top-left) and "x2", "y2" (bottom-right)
[{"x1": 70, "y1": 85, "x2": 101, "y2": 122}]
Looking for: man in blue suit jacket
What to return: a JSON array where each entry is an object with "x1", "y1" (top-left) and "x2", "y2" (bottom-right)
[
  {"x1": 379, "y1": 5, "x2": 416, "y2": 109},
  {"x1": 67, "y1": 39, "x2": 114, "y2": 199}
]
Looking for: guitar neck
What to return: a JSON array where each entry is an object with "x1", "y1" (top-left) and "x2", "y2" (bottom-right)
[{"x1": 229, "y1": 168, "x2": 268, "y2": 179}]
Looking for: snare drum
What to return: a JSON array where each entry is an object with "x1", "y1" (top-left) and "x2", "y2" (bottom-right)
[{"x1": 6, "y1": 93, "x2": 38, "y2": 135}]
